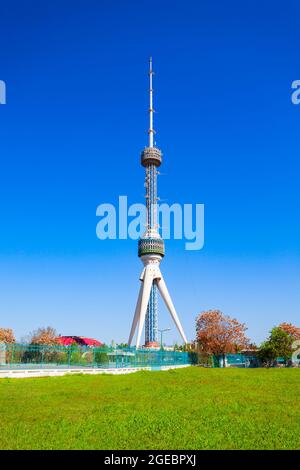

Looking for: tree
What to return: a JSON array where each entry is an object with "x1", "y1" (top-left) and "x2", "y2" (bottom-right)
[
  {"x1": 278, "y1": 322, "x2": 300, "y2": 340},
  {"x1": 30, "y1": 326, "x2": 60, "y2": 346},
  {"x1": 0, "y1": 328, "x2": 15, "y2": 344},
  {"x1": 195, "y1": 310, "x2": 249, "y2": 366},
  {"x1": 258, "y1": 327, "x2": 293, "y2": 366},
  {"x1": 257, "y1": 341, "x2": 277, "y2": 367},
  {"x1": 22, "y1": 327, "x2": 61, "y2": 365},
  {"x1": 173, "y1": 342, "x2": 194, "y2": 352},
  {"x1": 182, "y1": 343, "x2": 194, "y2": 352}
]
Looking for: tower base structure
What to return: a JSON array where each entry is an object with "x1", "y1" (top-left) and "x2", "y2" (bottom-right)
[{"x1": 128, "y1": 253, "x2": 188, "y2": 349}]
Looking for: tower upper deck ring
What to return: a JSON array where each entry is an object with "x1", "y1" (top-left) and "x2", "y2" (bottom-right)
[
  {"x1": 141, "y1": 146, "x2": 162, "y2": 167},
  {"x1": 138, "y1": 236, "x2": 165, "y2": 257}
]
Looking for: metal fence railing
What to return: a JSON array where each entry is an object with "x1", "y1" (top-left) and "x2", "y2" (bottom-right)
[
  {"x1": 2, "y1": 343, "x2": 296, "y2": 370},
  {"x1": 0, "y1": 343, "x2": 191, "y2": 370}
]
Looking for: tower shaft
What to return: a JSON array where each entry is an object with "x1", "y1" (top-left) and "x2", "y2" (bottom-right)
[
  {"x1": 146, "y1": 164, "x2": 157, "y2": 230},
  {"x1": 145, "y1": 282, "x2": 158, "y2": 345}
]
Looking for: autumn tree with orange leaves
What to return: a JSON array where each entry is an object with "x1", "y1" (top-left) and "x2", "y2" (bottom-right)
[
  {"x1": 278, "y1": 322, "x2": 300, "y2": 340},
  {"x1": 0, "y1": 328, "x2": 15, "y2": 344},
  {"x1": 30, "y1": 326, "x2": 60, "y2": 346},
  {"x1": 195, "y1": 310, "x2": 249, "y2": 366}
]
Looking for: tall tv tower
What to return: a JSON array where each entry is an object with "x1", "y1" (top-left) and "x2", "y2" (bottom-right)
[{"x1": 128, "y1": 58, "x2": 188, "y2": 349}]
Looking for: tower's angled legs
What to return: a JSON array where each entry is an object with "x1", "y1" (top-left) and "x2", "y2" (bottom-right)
[
  {"x1": 156, "y1": 275, "x2": 188, "y2": 344},
  {"x1": 136, "y1": 267, "x2": 154, "y2": 349},
  {"x1": 128, "y1": 281, "x2": 144, "y2": 346}
]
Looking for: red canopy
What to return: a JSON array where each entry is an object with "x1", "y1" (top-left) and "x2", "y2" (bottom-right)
[{"x1": 58, "y1": 336, "x2": 103, "y2": 347}]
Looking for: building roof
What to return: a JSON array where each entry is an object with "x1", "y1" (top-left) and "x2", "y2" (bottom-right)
[{"x1": 58, "y1": 336, "x2": 103, "y2": 347}]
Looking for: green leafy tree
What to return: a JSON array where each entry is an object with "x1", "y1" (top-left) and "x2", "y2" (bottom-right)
[
  {"x1": 257, "y1": 341, "x2": 278, "y2": 367},
  {"x1": 258, "y1": 327, "x2": 293, "y2": 366}
]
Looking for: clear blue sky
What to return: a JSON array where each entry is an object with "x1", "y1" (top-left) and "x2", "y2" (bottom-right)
[{"x1": 0, "y1": 0, "x2": 299, "y2": 345}]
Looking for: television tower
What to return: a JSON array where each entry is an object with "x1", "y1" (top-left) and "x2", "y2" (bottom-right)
[{"x1": 128, "y1": 58, "x2": 188, "y2": 349}]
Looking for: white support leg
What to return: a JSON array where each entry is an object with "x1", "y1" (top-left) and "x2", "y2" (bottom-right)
[
  {"x1": 128, "y1": 281, "x2": 144, "y2": 346},
  {"x1": 157, "y1": 274, "x2": 188, "y2": 344},
  {"x1": 136, "y1": 267, "x2": 154, "y2": 349}
]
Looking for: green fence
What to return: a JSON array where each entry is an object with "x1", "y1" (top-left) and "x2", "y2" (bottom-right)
[
  {"x1": 222, "y1": 354, "x2": 259, "y2": 368},
  {"x1": 211, "y1": 354, "x2": 290, "y2": 368},
  {"x1": 0, "y1": 343, "x2": 190, "y2": 370},
  {"x1": 1, "y1": 344, "x2": 295, "y2": 369},
  {"x1": 189, "y1": 352, "x2": 260, "y2": 368}
]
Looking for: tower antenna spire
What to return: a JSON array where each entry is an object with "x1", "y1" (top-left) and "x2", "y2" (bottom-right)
[{"x1": 149, "y1": 56, "x2": 154, "y2": 148}]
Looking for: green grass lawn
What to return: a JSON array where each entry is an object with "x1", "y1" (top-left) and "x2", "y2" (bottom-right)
[{"x1": 0, "y1": 367, "x2": 299, "y2": 450}]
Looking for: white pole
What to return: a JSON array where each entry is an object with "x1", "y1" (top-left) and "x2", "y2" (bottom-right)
[
  {"x1": 157, "y1": 275, "x2": 188, "y2": 344},
  {"x1": 128, "y1": 281, "x2": 144, "y2": 346}
]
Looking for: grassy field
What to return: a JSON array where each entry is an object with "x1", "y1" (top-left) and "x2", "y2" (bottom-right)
[{"x1": 0, "y1": 367, "x2": 299, "y2": 450}]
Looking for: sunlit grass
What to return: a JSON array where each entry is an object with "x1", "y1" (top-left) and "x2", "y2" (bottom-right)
[{"x1": 0, "y1": 367, "x2": 299, "y2": 449}]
